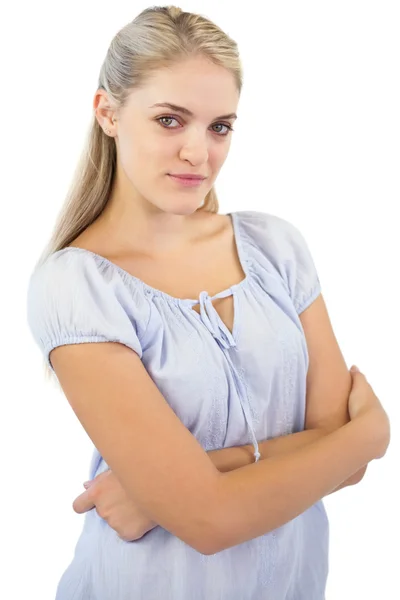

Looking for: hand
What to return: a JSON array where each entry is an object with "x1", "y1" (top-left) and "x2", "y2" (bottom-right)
[
  {"x1": 348, "y1": 366, "x2": 390, "y2": 458},
  {"x1": 72, "y1": 469, "x2": 158, "y2": 542}
]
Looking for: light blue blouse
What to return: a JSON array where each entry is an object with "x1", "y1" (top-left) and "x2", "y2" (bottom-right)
[{"x1": 26, "y1": 210, "x2": 329, "y2": 600}]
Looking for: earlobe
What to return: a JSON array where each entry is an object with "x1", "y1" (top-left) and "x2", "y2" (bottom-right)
[{"x1": 102, "y1": 117, "x2": 118, "y2": 136}]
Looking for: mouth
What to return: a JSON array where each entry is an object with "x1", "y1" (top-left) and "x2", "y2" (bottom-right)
[
  {"x1": 167, "y1": 174, "x2": 206, "y2": 187},
  {"x1": 168, "y1": 174, "x2": 206, "y2": 180}
]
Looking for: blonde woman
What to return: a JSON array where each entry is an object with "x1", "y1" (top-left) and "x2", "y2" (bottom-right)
[{"x1": 26, "y1": 6, "x2": 390, "y2": 600}]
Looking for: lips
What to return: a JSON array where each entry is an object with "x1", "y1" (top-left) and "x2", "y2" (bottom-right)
[{"x1": 168, "y1": 174, "x2": 206, "y2": 180}]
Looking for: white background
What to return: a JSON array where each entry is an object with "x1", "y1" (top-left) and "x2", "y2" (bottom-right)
[{"x1": 2, "y1": 1, "x2": 399, "y2": 598}]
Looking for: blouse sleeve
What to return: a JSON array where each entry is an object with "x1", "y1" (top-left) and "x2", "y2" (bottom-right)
[
  {"x1": 239, "y1": 210, "x2": 322, "y2": 315},
  {"x1": 26, "y1": 250, "x2": 144, "y2": 373},
  {"x1": 277, "y1": 216, "x2": 322, "y2": 314}
]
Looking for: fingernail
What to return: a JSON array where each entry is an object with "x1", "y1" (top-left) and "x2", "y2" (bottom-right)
[
  {"x1": 83, "y1": 481, "x2": 91, "y2": 488},
  {"x1": 351, "y1": 365, "x2": 360, "y2": 372}
]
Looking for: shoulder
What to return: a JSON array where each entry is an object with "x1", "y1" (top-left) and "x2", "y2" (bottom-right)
[
  {"x1": 27, "y1": 249, "x2": 113, "y2": 331},
  {"x1": 233, "y1": 210, "x2": 321, "y2": 314},
  {"x1": 28, "y1": 247, "x2": 150, "y2": 319},
  {"x1": 28, "y1": 248, "x2": 111, "y2": 296},
  {"x1": 27, "y1": 249, "x2": 147, "y2": 370},
  {"x1": 232, "y1": 209, "x2": 309, "y2": 259},
  {"x1": 233, "y1": 209, "x2": 298, "y2": 236}
]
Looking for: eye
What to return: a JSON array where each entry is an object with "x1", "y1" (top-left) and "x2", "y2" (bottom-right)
[
  {"x1": 156, "y1": 116, "x2": 234, "y2": 136},
  {"x1": 157, "y1": 116, "x2": 180, "y2": 129},
  {"x1": 211, "y1": 123, "x2": 234, "y2": 136}
]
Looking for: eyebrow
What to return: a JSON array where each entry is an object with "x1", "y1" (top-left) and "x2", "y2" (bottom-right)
[{"x1": 149, "y1": 102, "x2": 238, "y2": 121}]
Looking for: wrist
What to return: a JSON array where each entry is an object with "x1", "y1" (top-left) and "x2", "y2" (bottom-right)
[
  {"x1": 207, "y1": 444, "x2": 255, "y2": 473},
  {"x1": 258, "y1": 428, "x2": 329, "y2": 460}
]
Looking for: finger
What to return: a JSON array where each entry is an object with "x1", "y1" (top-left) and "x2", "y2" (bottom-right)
[
  {"x1": 350, "y1": 367, "x2": 368, "y2": 382},
  {"x1": 84, "y1": 469, "x2": 111, "y2": 490},
  {"x1": 72, "y1": 489, "x2": 96, "y2": 514}
]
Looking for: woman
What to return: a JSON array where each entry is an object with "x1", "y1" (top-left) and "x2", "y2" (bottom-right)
[{"x1": 26, "y1": 6, "x2": 390, "y2": 599}]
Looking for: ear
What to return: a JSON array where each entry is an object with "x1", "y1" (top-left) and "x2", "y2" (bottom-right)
[{"x1": 93, "y1": 89, "x2": 118, "y2": 134}]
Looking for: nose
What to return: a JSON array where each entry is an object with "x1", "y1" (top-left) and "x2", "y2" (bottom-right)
[{"x1": 179, "y1": 128, "x2": 209, "y2": 165}]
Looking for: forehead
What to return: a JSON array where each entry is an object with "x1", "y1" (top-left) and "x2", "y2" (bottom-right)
[{"x1": 127, "y1": 56, "x2": 239, "y2": 117}]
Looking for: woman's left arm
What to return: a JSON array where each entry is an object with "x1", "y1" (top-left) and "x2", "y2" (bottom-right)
[
  {"x1": 207, "y1": 428, "x2": 365, "y2": 494},
  {"x1": 296, "y1": 292, "x2": 367, "y2": 488},
  {"x1": 207, "y1": 293, "x2": 367, "y2": 494},
  {"x1": 74, "y1": 294, "x2": 363, "y2": 541}
]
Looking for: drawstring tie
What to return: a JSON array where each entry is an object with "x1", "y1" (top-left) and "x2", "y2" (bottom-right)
[{"x1": 183, "y1": 290, "x2": 261, "y2": 463}]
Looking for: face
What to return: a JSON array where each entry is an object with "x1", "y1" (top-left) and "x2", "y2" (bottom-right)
[{"x1": 96, "y1": 55, "x2": 240, "y2": 217}]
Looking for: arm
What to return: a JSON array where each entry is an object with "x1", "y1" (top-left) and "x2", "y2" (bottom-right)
[
  {"x1": 207, "y1": 427, "x2": 365, "y2": 494},
  {"x1": 207, "y1": 292, "x2": 367, "y2": 493},
  {"x1": 51, "y1": 338, "x2": 377, "y2": 557},
  {"x1": 211, "y1": 414, "x2": 382, "y2": 555},
  {"x1": 207, "y1": 429, "x2": 327, "y2": 472},
  {"x1": 299, "y1": 292, "x2": 367, "y2": 486},
  {"x1": 51, "y1": 341, "x2": 222, "y2": 555}
]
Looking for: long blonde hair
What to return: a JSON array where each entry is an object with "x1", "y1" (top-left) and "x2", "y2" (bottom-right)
[{"x1": 36, "y1": 5, "x2": 243, "y2": 382}]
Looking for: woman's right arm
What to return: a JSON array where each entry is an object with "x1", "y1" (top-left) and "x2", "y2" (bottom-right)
[
  {"x1": 50, "y1": 341, "x2": 389, "y2": 556},
  {"x1": 213, "y1": 412, "x2": 386, "y2": 553},
  {"x1": 211, "y1": 368, "x2": 390, "y2": 553}
]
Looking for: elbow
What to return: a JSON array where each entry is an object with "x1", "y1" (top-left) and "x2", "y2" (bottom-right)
[
  {"x1": 196, "y1": 540, "x2": 219, "y2": 556},
  {"x1": 194, "y1": 512, "x2": 239, "y2": 556},
  {"x1": 172, "y1": 506, "x2": 220, "y2": 556},
  {"x1": 190, "y1": 490, "x2": 225, "y2": 556},
  {"x1": 196, "y1": 530, "x2": 227, "y2": 556},
  {"x1": 348, "y1": 464, "x2": 368, "y2": 486},
  {"x1": 193, "y1": 478, "x2": 253, "y2": 555},
  {"x1": 192, "y1": 519, "x2": 222, "y2": 556},
  {"x1": 183, "y1": 474, "x2": 236, "y2": 556},
  {"x1": 187, "y1": 533, "x2": 220, "y2": 557}
]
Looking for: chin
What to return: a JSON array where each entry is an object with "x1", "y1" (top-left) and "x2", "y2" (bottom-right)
[{"x1": 160, "y1": 199, "x2": 206, "y2": 216}]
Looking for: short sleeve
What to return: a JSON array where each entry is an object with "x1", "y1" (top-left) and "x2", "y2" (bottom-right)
[
  {"x1": 26, "y1": 250, "x2": 144, "y2": 373},
  {"x1": 237, "y1": 210, "x2": 322, "y2": 315},
  {"x1": 281, "y1": 218, "x2": 322, "y2": 314}
]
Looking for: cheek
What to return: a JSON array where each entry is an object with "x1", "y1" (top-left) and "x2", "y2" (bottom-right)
[
  {"x1": 118, "y1": 134, "x2": 156, "y2": 174},
  {"x1": 210, "y1": 145, "x2": 230, "y2": 168}
]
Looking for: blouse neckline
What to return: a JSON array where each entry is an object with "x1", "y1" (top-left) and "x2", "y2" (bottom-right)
[{"x1": 54, "y1": 211, "x2": 251, "y2": 304}]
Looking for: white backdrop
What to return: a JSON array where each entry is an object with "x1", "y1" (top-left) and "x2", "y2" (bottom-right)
[{"x1": 2, "y1": 1, "x2": 399, "y2": 598}]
